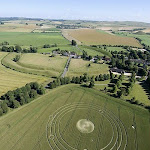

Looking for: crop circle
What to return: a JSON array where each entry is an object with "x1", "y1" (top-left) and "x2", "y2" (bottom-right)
[
  {"x1": 76, "y1": 119, "x2": 94, "y2": 133},
  {"x1": 46, "y1": 103, "x2": 127, "y2": 150}
]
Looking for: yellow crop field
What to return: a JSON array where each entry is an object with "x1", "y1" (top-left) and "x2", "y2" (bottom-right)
[{"x1": 68, "y1": 29, "x2": 142, "y2": 47}]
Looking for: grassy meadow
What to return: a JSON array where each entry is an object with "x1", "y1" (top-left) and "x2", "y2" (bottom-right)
[
  {"x1": 78, "y1": 45, "x2": 104, "y2": 56},
  {"x1": 0, "y1": 52, "x2": 48, "y2": 96},
  {"x1": 2, "y1": 53, "x2": 68, "y2": 77},
  {"x1": 67, "y1": 59, "x2": 109, "y2": 77},
  {"x1": 0, "y1": 85, "x2": 149, "y2": 150},
  {"x1": 67, "y1": 29, "x2": 142, "y2": 47}
]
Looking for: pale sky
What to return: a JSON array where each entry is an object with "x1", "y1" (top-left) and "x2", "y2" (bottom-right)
[{"x1": 0, "y1": 0, "x2": 150, "y2": 23}]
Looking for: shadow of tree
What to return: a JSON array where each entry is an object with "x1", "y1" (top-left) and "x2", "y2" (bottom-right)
[{"x1": 140, "y1": 82, "x2": 150, "y2": 100}]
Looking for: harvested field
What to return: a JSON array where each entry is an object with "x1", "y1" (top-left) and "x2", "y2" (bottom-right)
[{"x1": 67, "y1": 29, "x2": 142, "y2": 47}]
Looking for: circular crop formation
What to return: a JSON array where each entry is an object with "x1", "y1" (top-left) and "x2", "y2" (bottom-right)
[
  {"x1": 76, "y1": 119, "x2": 94, "y2": 134},
  {"x1": 46, "y1": 103, "x2": 128, "y2": 150}
]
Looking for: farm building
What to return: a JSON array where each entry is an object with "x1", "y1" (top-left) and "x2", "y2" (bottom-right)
[{"x1": 110, "y1": 68, "x2": 125, "y2": 74}]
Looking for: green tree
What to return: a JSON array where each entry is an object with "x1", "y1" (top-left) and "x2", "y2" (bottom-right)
[
  {"x1": 12, "y1": 100, "x2": 20, "y2": 108},
  {"x1": 95, "y1": 76, "x2": 99, "y2": 81},
  {"x1": 117, "y1": 90, "x2": 123, "y2": 98},
  {"x1": 71, "y1": 77, "x2": 76, "y2": 83},
  {"x1": 110, "y1": 72, "x2": 114, "y2": 79},
  {"x1": 112, "y1": 85, "x2": 118, "y2": 93},
  {"x1": 0, "y1": 108, "x2": 3, "y2": 116},
  {"x1": 99, "y1": 74, "x2": 104, "y2": 81},
  {"x1": 29, "y1": 90, "x2": 37, "y2": 99},
  {"x1": 30, "y1": 82, "x2": 39, "y2": 90},
  {"x1": 37, "y1": 86, "x2": 45, "y2": 95},
  {"x1": 13, "y1": 55, "x2": 20, "y2": 62},
  {"x1": 116, "y1": 80, "x2": 121, "y2": 88},
  {"x1": 72, "y1": 40, "x2": 77, "y2": 46},
  {"x1": 83, "y1": 73, "x2": 89, "y2": 82},
  {"x1": 15, "y1": 45, "x2": 22, "y2": 53},
  {"x1": 89, "y1": 81, "x2": 95, "y2": 88},
  {"x1": 1, "y1": 102, "x2": 8, "y2": 114},
  {"x1": 75, "y1": 77, "x2": 80, "y2": 84},
  {"x1": 89, "y1": 55, "x2": 92, "y2": 60}
]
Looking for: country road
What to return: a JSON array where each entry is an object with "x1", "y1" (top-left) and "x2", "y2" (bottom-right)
[{"x1": 61, "y1": 56, "x2": 72, "y2": 77}]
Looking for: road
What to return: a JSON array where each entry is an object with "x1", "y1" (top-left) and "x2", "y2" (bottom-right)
[{"x1": 61, "y1": 56, "x2": 72, "y2": 78}]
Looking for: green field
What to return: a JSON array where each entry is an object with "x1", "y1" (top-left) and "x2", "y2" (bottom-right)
[
  {"x1": 80, "y1": 45, "x2": 112, "y2": 57},
  {"x1": 2, "y1": 53, "x2": 68, "y2": 77},
  {"x1": 0, "y1": 85, "x2": 149, "y2": 150},
  {"x1": 0, "y1": 52, "x2": 48, "y2": 96},
  {"x1": 107, "y1": 46, "x2": 126, "y2": 52},
  {"x1": 67, "y1": 59, "x2": 109, "y2": 77},
  {"x1": 78, "y1": 46, "x2": 103, "y2": 56},
  {"x1": 129, "y1": 34, "x2": 150, "y2": 46},
  {"x1": 114, "y1": 32, "x2": 150, "y2": 47},
  {"x1": 0, "y1": 32, "x2": 70, "y2": 46}
]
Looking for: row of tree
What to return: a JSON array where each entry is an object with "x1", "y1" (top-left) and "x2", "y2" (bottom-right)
[
  {"x1": 48, "y1": 73, "x2": 95, "y2": 89},
  {"x1": 95, "y1": 74, "x2": 110, "y2": 81},
  {"x1": 0, "y1": 45, "x2": 37, "y2": 53},
  {"x1": 0, "y1": 41, "x2": 9, "y2": 46},
  {"x1": 0, "y1": 82, "x2": 45, "y2": 116},
  {"x1": 43, "y1": 44, "x2": 57, "y2": 48}
]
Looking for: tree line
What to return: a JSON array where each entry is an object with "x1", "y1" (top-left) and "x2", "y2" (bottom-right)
[
  {"x1": 0, "y1": 45, "x2": 37, "y2": 53},
  {"x1": 43, "y1": 44, "x2": 57, "y2": 48},
  {"x1": 48, "y1": 73, "x2": 96, "y2": 89},
  {"x1": 0, "y1": 82, "x2": 45, "y2": 116},
  {"x1": 48, "y1": 73, "x2": 111, "y2": 90},
  {"x1": 135, "y1": 37, "x2": 150, "y2": 51},
  {"x1": 0, "y1": 41, "x2": 9, "y2": 46}
]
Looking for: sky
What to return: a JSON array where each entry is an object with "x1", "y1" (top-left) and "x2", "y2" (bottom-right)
[{"x1": 0, "y1": 0, "x2": 150, "y2": 23}]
